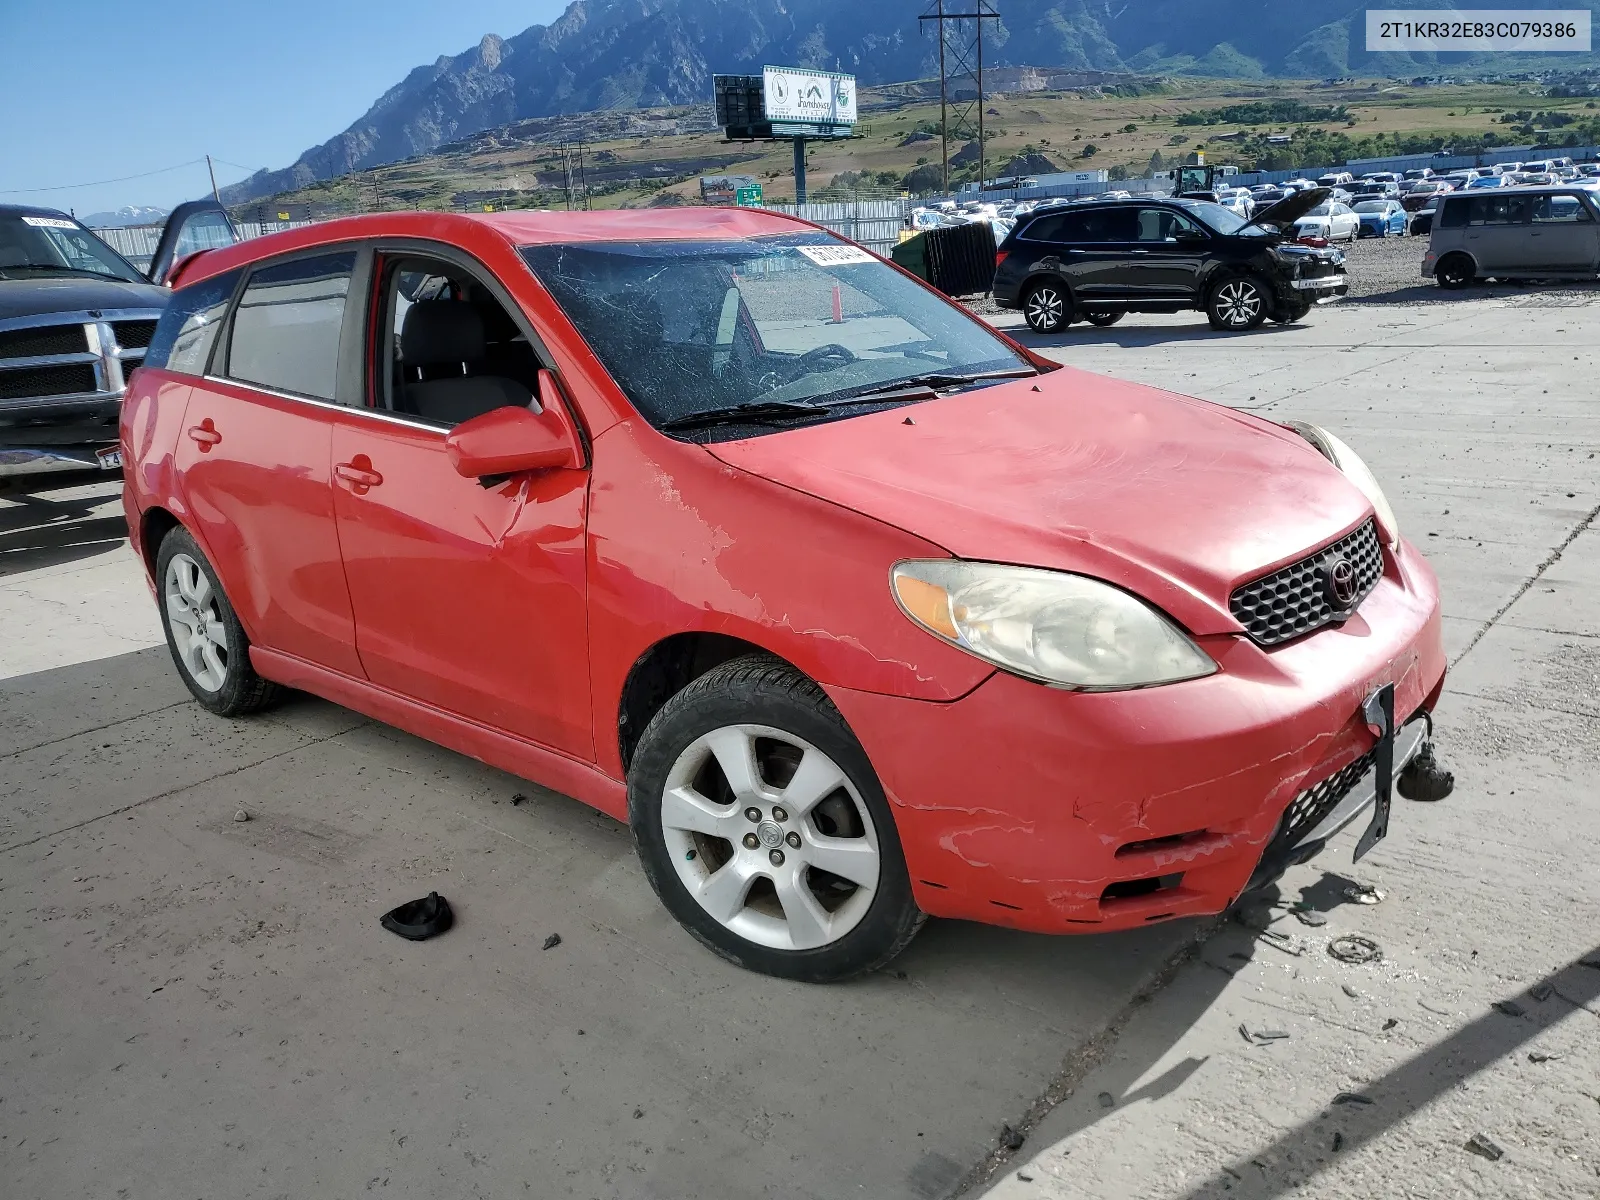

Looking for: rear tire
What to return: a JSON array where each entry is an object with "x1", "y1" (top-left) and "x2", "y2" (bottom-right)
[
  {"x1": 1206, "y1": 275, "x2": 1269, "y2": 331},
  {"x1": 1083, "y1": 311, "x2": 1124, "y2": 327},
  {"x1": 156, "y1": 527, "x2": 284, "y2": 717},
  {"x1": 627, "y1": 655, "x2": 923, "y2": 982},
  {"x1": 1022, "y1": 280, "x2": 1070, "y2": 333},
  {"x1": 1436, "y1": 253, "x2": 1474, "y2": 290}
]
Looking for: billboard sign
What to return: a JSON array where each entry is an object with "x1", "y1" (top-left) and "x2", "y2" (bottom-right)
[{"x1": 763, "y1": 66, "x2": 857, "y2": 129}]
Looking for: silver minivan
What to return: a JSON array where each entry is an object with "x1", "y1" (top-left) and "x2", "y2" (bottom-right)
[{"x1": 1423, "y1": 186, "x2": 1600, "y2": 288}]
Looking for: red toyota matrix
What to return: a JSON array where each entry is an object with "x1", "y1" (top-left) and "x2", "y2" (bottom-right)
[{"x1": 121, "y1": 209, "x2": 1450, "y2": 982}]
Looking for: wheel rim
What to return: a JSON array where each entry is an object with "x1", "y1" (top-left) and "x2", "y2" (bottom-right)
[
  {"x1": 1215, "y1": 280, "x2": 1262, "y2": 327},
  {"x1": 1442, "y1": 259, "x2": 1469, "y2": 285},
  {"x1": 164, "y1": 553, "x2": 229, "y2": 693},
  {"x1": 660, "y1": 724, "x2": 881, "y2": 952},
  {"x1": 1026, "y1": 287, "x2": 1063, "y2": 329}
]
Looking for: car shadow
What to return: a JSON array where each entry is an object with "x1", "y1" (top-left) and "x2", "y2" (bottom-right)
[
  {"x1": 0, "y1": 484, "x2": 129, "y2": 576},
  {"x1": 1012, "y1": 321, "x2": 1308, "y2": 350}
]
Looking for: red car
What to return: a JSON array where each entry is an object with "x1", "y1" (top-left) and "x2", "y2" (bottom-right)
[{"x1": 121, "y1": 209, "x2": 1449, "y2": 982}]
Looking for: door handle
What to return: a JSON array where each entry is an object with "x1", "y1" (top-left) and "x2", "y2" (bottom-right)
[
  {"x1": 1130, "y1": 249, "x2": 1151, "y2": 255},
  {"x1": 335, "y1": 459, "x2": 383, "y2": 490},
  {"x1": 186, "y1": 420, "x2": 221, "y2": 450}
]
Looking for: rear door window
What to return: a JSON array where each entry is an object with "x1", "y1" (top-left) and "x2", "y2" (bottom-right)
[
  {"x1": 1532, "y1": 194, "x2": 1593, "y2": 224},
  {"x1": 143, "y1": 268, "x2": 242, "y2": 375},
  {"x1": 1466, "y1": 196, "x2": 1532, "y2": 226},
  {"x1": 225, "y1": 251, "x2": 357, "y2": 401},
  {"x1": 1061, "y1": 207, "x2": 1135, "y2": 242}
]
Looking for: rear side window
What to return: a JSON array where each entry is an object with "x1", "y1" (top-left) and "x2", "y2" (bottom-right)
[
  {"x1": 225, "y1": 251, "x2": 356, "y2": 401},
  {"x1": 1438, "y1": 197, "x2": 1469, "y2": 229},
  {"x1": 143, "y1": 268, "x2": 242, "y2": 375},
  {"x1": 1465, "y1": 195, "x2": 1531, "y2": 226},
  {"x1": 1018, "y1": 213, "x2": 1070, "y2": 242}
]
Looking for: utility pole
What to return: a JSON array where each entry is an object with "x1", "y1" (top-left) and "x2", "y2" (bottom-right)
[
  {"x1": 793, "y1": 137, "x2": 808, "y2": 204},
  {"x1": 205, "y1": 154, "x2": 221, "y2": 203},
  {"x1": 919, "y1": 1, "x2": 1000, "y2": 195}
]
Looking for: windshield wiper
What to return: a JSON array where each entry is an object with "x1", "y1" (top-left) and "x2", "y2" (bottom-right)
[
  {"x1": 657, "y1": 399, "x2": 832, "y2": 431},
  {"x1": 834, "y1": 368, "x2": 1039, "y2": 402},
  {"x1": 0, "y1": 264, "x2": 129, "y2": 281}
]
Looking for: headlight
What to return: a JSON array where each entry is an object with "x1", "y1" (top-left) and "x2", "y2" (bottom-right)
[
  {"x1": 1286, "y1": 422, "x2": 1399, "y2": 549},
  {"x1": 890, "y1": 561, "x2": 1217, "y2": 691}
]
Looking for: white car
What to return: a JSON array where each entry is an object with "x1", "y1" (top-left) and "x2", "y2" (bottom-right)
[
  {"x1": 1215, "y1": 188, "x2": 1255, "y2": 218},
  {"x1": 1292, "y1": 201, "x2": 1361, "y2": 243}
]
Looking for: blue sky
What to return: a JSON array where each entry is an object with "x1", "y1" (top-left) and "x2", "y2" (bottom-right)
[{"x1": 0, "y1": 0, "x2": 567, "y2": 219}]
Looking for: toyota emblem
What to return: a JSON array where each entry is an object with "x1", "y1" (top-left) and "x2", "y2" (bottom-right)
[{"x1": 1323, "y1": 556, "x2": 1358, "y2": 610}]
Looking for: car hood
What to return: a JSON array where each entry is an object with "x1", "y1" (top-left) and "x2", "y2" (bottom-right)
[
  {"x1": 1247, "y1": 187, "x2": 1331, "y2": 231},
  {"x1": 0, "y1": 276, "x2": 168, "y2": 322},
  {"x1": 705, "y1": 368, "x2": 1371, "y2": 636}
]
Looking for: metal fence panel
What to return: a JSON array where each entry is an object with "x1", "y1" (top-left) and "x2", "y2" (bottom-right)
[{"x1": 760, "y1": 199, "x2": 909, "y2": 255}]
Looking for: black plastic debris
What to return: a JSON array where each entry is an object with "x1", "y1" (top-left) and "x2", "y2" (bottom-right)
[
  {"x1": 1530, "y1": 984, "x2": 1553, "y2": 1002},
  {"x1": 1491, "y1": 1000, "x2": 1525, "y2": 1018},
  {"x1": 633, "y1": 1108, "x2": 644, "y2": 1119},
  {"x1": 1294, "y1": 910, "x2": 1329, "y2": 928},
  {"x1": 1097, "y1": 1092, "x2": 1115, "y2": 1108},
  {"x1": 380, "y1": 892, "x2": 454, "y2": 941},
  {"x1": 1527, "y1": 1051, "x2": 1559, "y2": 1063},
  {"x1": 1382, "y1": 1018, "x2": 1399, "y2": 1031},
  {"x1": 1333, "y1": 1092, "x2": 1374, "y2": 1106},
  {"x1": 511, "y1": 793, "x2": 528, "y2": 806},
  {"x1": 1255, "y1": 1030, "x2": 1291, "y2": 1043},
  {"x1": 1464, "y1": 1133, "x2": 1504, "y2": 1162},
  {"x1": 1016, "y1": 1172, "x2": 1034, "y2": 1182},
  {"x1": 1000, "y1": 1124, "x2": 1026, "y2": 1151},
  {"x1": 542, "y1": 933, "x2": 562, "y2": 950},
  {"x1": 1328, "y1": 935, "x2": 1382, "y2": 964},
  {"x1": 1345, "y1": 883, "x2": 1385, "y2": 905},
  {"x1": 1397, "y1": 741, "x2": 1454, "y2": 801},
  {"x1": 1332, "y1": 1131, "x2": 1345, "y2": 1152}
]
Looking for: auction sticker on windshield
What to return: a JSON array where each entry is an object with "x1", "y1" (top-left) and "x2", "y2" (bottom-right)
[
  {"x1": 796, "y1": 245, "x2": 876, "y2": 267},
  {"x1": 21, "y1": 216, "x2": 78, "y2": 229}
]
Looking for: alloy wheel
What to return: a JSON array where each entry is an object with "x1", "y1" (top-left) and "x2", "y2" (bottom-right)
[
  {"x1": 164, "y1": 552, "x2": 229, "y2": 692},
  {"x1": 1024, "y1": 285, "x2": 1065, "y2": 332},
  {"x1": 660, "y1": 724, "x2": 880, "y2": 952},
  {"x1": 1213, "y1": 279, "x2": 1263, "y2": 327}
]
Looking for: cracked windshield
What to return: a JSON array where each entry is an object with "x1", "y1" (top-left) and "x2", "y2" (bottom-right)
[{"x1": 523, "y1": 233, "x2": 1032, "y2": 432}]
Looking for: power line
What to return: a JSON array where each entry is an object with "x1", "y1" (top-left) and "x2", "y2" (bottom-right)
[{"x1": 0, "y1": 159, "x2": 210, "y2": 195}]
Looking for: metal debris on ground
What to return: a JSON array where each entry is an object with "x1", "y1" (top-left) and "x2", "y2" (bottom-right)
[
  {"x1": 633, "y1": 1108, "x2": 644, "y2": 1119},
  {"x1": 1333, "y1": 1092, "x2": 1374, "y2": 1106},
  {"x1": 1345, "y1": 883, "x2": 1386, "y2": 905},
  {"x1": 1097, "y1": 1092, "x2": 1115, "y2": 1108},
  {"x1": 511, "y1": 792, "x2": 527, "y2": 806},
  {"x1": 1491, "y1": 1000, "x2": 1525, "y2": 1018},
  {"x1": 1293, "y1": 910, "x2": 1329, "y2": 927},
  {"x1": 1382, "y1": 1018, "x2": 1399, "y2": 1030},
  {"x1": 1259, "y1": 929, "x2": 1305, "y2": 956},
  {"x1": 542, "y1": 933, "x2": 562, "y2": 950},
  {"x1": 1332, "y1": 1131, "x2": 1345, "y2": 1151},
  {"x1": 233, "y1": 809, "x2": 250, "y2": 822},
  {"x1": 1464, "y1": 1133, "x2": 1505, "y2": 1162},
  {"x1": 1328, "y1": 935, "x2": 1382, "y2": 964},
  {"x1": 1239, "y1": 1026, "x2": 1291, "y2": 1045},
  {"x1": 1527, "y1": 1051, "x2": 1560, "y2": 1063},
  {"x1": 1000, "y1": 1124, "x2": 1026, "y2": 1150},
  {"x1": 1530, "y1": 983, "x2": 1553, "y2": 1002},
  {"x1": 1342, "y1": 984, "x2": 1361, "y2": 999}
]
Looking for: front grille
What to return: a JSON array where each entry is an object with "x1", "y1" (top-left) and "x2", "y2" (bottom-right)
[
  {"x1": 0, "y1": 323, "x2": 88, "y2": 359},
  {"x1": 0, "y1": 363, "x2": 99, "y2": 400},
  {"x1": 112, "y1": 319, "x2": 158, "y2": 349},
  {"x1": 1230, "y1": 519, "x2": 1384, "y2": 647},
  {"x1": 1276, "y1": 748, "x2": 1376, "y2": 849}
]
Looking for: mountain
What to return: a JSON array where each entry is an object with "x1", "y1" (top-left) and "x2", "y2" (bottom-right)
[
  {"x1": 222, "y1": 0, "x2": 1600, "y2": 203},
  {"x1": 81, "y1": 205, "x2": 169, "y2": 228}
]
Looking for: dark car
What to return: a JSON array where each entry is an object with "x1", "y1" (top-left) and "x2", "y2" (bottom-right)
[
  {"x1": 993, "y1": 190, "x2": 1347, "y2": 333},
  {"x1": 0, "y1": 201, "x2": 236, "y2": 490}
]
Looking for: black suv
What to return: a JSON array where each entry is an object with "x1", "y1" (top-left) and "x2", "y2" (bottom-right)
[{"x1": 993, "y1": 190, "x2": 1348, "y2": 333}]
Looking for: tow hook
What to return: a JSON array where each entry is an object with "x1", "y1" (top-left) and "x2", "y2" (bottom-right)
[{"x1": 1398, "y1": 740, "x2": 1454, "y2": 802}]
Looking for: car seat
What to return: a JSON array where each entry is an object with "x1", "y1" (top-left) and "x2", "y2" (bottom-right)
[{"x1": 399, "y1": 299, "x2": 533, "y2": 426}]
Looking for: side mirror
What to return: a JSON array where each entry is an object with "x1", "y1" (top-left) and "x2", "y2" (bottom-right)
[{"x1": 445, "y1": 370, "x2": 583, "y2": 480}]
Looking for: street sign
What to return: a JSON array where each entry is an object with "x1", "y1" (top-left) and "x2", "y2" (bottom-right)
[{"x1": 735, "y1": 185, "x2": 764, "y2": 207}]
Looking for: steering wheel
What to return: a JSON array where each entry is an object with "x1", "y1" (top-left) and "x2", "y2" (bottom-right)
[{"x1": 796, "y1": 343, "x2": 858, "y2": 372}]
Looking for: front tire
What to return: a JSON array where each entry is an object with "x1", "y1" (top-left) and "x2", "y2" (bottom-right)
[
  {"x1": 1436, "y1": 253, "x2": 1475, "y2": 290},
  {"x1": 156, "y1": 527, "x2": 283, "y2": 716},
  {"x1": 1206, "y1": 275, "x2": 1269, "y2": 331},
  {"x1": 1022, "y1": 280, "x2": 1070, "y2": 333},
  {"x1": 627, "y1": 656, "x2": 923, "y2": 982},
  {"x1": 1272, "y1": 301, "x2": 1313, "y2": 325}
]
